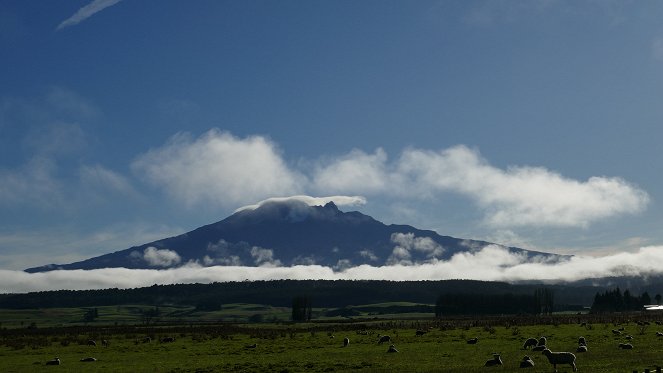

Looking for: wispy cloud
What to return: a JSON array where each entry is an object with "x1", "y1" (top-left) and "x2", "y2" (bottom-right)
[
  {"x1": 4, "y1": 245, "x2": 663, "y2": 293},
  {"x1": 56, "y1": 0, "x2": 123, "y2": 30}
]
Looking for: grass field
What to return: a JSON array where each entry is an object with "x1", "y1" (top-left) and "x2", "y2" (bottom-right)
[{"x1": 2, "y1": 307, "x2": 663, "y2": 372}]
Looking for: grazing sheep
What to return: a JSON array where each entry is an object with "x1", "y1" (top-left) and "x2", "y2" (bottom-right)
[
  {"x1": 576, "y1": 345, "x2": 587, "y2": 352},
  {"x1": 542, "y1": 349, "x2": 577, "y2": 372},
  {"x1": 657, "y1": 331, "x2": 663, "y2": 337},
  {"x1": 578, "y1": 336, "x2": 586, "y2": 346},
  {"x1": 467, "y1": 337, "x2": 479, "y2": 344},
  {"x1": 142, "y1": 337, "x2": 151, "y2": 343},
  {"x1": 532, "y1": 345, "x2": 546, "y2": 351},
  {"x1": 45, "y1": 357, "x2": 61, "y2": 366},
  {"x1": 101, "y1": 339, "x2": 109, "y2": 347},
  {"x1": 160, "y1": 337, "x2": 175, "y2": 343},
  {"x1": 343, "y1": 337, "x2": 349, "y2": 347},
  {"x1": 87, "y1": 340, "x2": 96, "y2": 346},
  {"x1": 484, "y1": 353, "x2": 503, "y2": 367},
  {"x1": 625, "y1": 335, "x2": 633, "y2": 340},
  {"x1": 378, "y1": 335, "x2": 392, "y2": 344},
  {"x1": 537, "y1": 336, "x2": 547, "y2": 346},
  {"x1": 80, "y1": 357, "x2": 97, "y2": 362},
  {"x1": 618, "y1": 343, "x2": 634, "y2": 349},
  {"x1": 415, "y1": 329, "x2": 427, "y2": 336},
  {"x1": 523, "y1": 338, "x2": 538, "y2": 349},
  {"x1": 245, "y1": 343, "x2": 257, "y2": 349},
  {"x1": 612, "y1": 329, "x2": 622, "y2": 335},
  {"x1": 387, "y1": 344, "x2": 398, "y2": 353},
  {"x1": 519, "y1": 355, "x2": 535, "y2": 368}
]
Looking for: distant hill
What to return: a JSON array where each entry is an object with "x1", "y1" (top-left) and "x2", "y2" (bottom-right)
[{"x1": 25, "y1": 199, "x2": 561, "y2": 272}]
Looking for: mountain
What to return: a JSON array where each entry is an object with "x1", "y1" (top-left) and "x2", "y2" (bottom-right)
[{"x1": 25, "y1": 199, "x2": 561, "y2": 272}]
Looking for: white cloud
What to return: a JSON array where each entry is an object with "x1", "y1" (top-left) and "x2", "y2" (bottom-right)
[
  {"x1": 316, "y1": 145, "x2": 649, "y2": 228},
  {"x1": 132, "y1": 129, "x2": 305, "y2": 208},
  {"x1": 236, "y1": 195, "x2": 366, "y2": 212},
  {"x1": 358, "y1": 249, "x2": 379, "y2": 262},
  {"x1": 399, "y1": 146, "x2": 649, "y2": 228},
  {"x1": 387, "y1": 233, "x2": 445, "y2": 265},
  {"x1": 250, "y1": 246, "x2": 282, "y2": 267},
  {"x1": 142, "y1": 247, "x2": 181, "y2": 267},
  {"x1": 127, "y1": 129, "x2": 648, "y2": 229},
  {"x1": 312, "y1": 148, "x2": 391, "y2": 194},
  {"x1": 6, "y1": 245, "x2": 663, "y2": 293},
  {"x1": 57, "y1": 0, "x2": 123, "y2": 30}
]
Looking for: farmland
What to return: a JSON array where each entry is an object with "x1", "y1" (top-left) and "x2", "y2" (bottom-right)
[{"x1": 2, "y1": 306, "x2": 663, "y2": 372}]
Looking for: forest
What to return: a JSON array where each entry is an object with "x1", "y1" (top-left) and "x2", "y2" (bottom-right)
[{"x1": 0, "y1": 279, "x2": 608, "y2": 313}]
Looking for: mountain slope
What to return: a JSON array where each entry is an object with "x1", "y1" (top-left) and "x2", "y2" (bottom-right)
[{"x1": 25, "y1": 200, "x2": 558, "y2": 272}]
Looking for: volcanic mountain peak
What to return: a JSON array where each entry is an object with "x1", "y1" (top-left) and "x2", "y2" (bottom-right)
[{"x1": 25, "y1": 198, "x2": 559, "y2": 273}]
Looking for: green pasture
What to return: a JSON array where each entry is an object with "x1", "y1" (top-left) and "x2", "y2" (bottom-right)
[
  {"x1": 2, "y1": 316, "x2": 663, "y2": 372},
  {"x1": 0, "y1": 302, "x2": 435, "y2": 328}
]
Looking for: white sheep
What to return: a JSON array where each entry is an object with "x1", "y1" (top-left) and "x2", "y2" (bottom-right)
[
  {"x1": 343, "y1": 337, "x2": 349, "y2": 347},
  {"x1": 484, "y1": 353, "x2": 502, "y2": 367},
  {"x1": 522, "y1": 338, "x2": 538, "y2": 349},
  {"x1": 467, "y1": 337, "x2": 478, "y2": 344},
  {"x1": 87, "y1": 339, "x2": 96, "y2": 346},
  {"x1": 657, "y1": 331, "x2": 663, "y2": 337},
  {"x1": 542, "y1": 348, "x2": 577, "y2": 372},
  {"x1": 387, "y1": 344, "x2": 398, "y2": 353},
  {"x1": 577, "y1": 336, "x2": 586, "y2": 346},
  {"x1": 80, "y1": 357, "x2": 97, "y2": 362},
  {"x1": 45, "y1": 357, "x2": 61, "y2": 366},
  {"x1": 576, "y1": 345, "x2": 587, "y2": 352},
  {"x1": 618, "y1": 343, "x2": 633, "y2": 349},
  {"x1": 519, "y1": 355, "x2": 535, "y2": 368}
]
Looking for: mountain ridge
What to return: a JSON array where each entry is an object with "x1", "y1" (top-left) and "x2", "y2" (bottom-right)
[{"x1": 25, "y1": 199, "x2": 561, "y2": 273}]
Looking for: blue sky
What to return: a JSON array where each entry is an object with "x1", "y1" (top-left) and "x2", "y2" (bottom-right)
[{"x1": 1, "y1": 0, "x2": 663, "y2": 279}]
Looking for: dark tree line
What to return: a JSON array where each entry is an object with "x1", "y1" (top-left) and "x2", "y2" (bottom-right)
[
  {"x1": 0, "y1": 279, "x2": 618, "y2": 311},
  {"x1": 291, "y1": 295, "x2": 312, "y2": 321},
  {"x1": 0, "y1": 280, "x2": 562, "y2": 309},
  {"x1": 434, "y1": 288, "x2": 554, "y2": 317},
  {"x1": 591, "y1": 288, "x2": 660, "y2": 313}
]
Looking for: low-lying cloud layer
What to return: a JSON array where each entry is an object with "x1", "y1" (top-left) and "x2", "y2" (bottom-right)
[{"x1": 4, "y1": 245, "x2": 663, "y2": 293}]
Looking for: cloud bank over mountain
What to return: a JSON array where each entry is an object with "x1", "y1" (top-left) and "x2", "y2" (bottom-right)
[
  {"x1": 132, "y1": 130, "x2": 649, "y2": 229},
  {"x1": 4, "y1": 245, "x2": 663, "y2": 293}
]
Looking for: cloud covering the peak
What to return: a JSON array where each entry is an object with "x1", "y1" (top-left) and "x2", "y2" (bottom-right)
[{"x1": 236, "y1": 195, "x2": 366, "y2": 212}]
